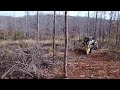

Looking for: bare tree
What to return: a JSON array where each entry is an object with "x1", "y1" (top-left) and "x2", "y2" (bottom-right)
[
  {"x1": 64, "y1": 11, "x2": 68, "y2": 78},
  {"x1": 108, "y1": 11, "x2": 113, "y2": 44},
  {"x1": 88, "y1": 12, "x2": 94, "y2": 36},
  {"x1": 53, "y1": 11, "x2": 56, "y2": 62},
  {"x1": 116, "y1": 11, "x2": 119, "y2": 45},
  {"x1": 13, "y1": 11, "x2": 17, "y2": 40},
  {"x1": 45, "y1": 14, "x2": 51, "y2": 40},
  {"x1": 25, "y1": 11, "x2": 29, "y2": 39},
  {"x1": 76, "y1": 11, "x2": 81, "y2": 41},
  {"x1": 37, "y1": 11, "x2": 40, "y2": 41},
  {"x1": 87, "y1": 11, "x2": 89, "y2": 37},
  {"x1": 102, "y1": 11, "x2": 106, "y2": 41},
  {"x1": 90, "y1": 11, "x2": 96, "y2": 36},
  {"x1": 95, "y1": 11, "x2": 98, "y2": 38},
  {"x1": 113, "y1": 11, "x2": 117, "y2": 20},
  {"x1": 99, "y1": 11, "x2": 103, "y2": 42},
  {"x1": 14, "y1": 11, "x2": 16, "y2": 32}
]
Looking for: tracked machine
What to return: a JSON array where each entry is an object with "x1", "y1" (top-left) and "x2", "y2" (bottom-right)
[{"x1": 73, "y1": 36, "x2": 98, "y2": 54}]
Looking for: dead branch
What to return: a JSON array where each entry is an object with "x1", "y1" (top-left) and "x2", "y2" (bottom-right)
[
  {"x1": 1, "y1": 64, "x2": 16, "y2": 79},
  {"x1": 17, "y1": 69, "x2": 33, "y2": 77}
]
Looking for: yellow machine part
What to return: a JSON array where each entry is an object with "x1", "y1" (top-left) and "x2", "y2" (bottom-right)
[
  {"x1": 85, "y1": 45, "x2": 90, "y2": 54},
  {"x1": 86, "y1": 47, "x2": 90, "y2": 54}
]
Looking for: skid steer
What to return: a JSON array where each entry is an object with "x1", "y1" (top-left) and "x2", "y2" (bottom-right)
[
  {"x1": 74, "y1": 36, "x2": 98, "y2": 54},
  {"x1": 83, "y1": 36, "x2": 98, "y2": 54}
]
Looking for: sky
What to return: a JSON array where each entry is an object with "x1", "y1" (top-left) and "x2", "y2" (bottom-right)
[
  {"x1": 0, "y1": 11, "x2": 88, "y2": 17},
  {"x1": 0, "y1": 11, "x2": 112, "y2": 19}
]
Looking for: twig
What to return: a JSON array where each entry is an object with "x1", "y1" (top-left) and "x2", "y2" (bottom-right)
[
  {"x1": 14, "y1": 61, "x2": 28, "y2": 67},
  {"x1": 0, "y1": 61, "x2": 28, "y2": 67},
  {"x1": 17, "y1": 69, "x2": 33, "y2": 77},
  {"x1": 1, "y1": 62, "x2": 33, "y2": 79},
  {"x1": 1, "y1": 64, "x2": 16, "y2": 79}
]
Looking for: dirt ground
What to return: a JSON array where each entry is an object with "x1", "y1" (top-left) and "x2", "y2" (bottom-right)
[
  {"x1": 67, "y1": 49, "x2": 120, "y2": 79},
  {"x1": 0, "y1": 40, "x2": 120, "y2": 79}
]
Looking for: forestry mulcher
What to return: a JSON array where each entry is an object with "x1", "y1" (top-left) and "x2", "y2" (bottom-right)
[{"x1": 74, "y1": 36, "x2": 98, "y2": 54}]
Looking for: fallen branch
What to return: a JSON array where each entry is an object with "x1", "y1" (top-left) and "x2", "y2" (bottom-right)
[
  {"x1": 1, "y1": 64, "x2": 16, "y2": 79},
  {"x1": 17, "y1": 69, "x2": 33, "y2": 77},
  {"x1": 14, "y1": 61, "x2": 29, "y2": 67},
  {"x1": 0, "y1": 61, "x2": 28, "y2": 67}
]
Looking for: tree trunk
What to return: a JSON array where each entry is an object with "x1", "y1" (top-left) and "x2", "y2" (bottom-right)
[
  {"x1": 108, "y1": 11, "x2": 113, "y2": 48},
  {"x1": 37, "y1": 11, "x2": 40, "y2": 41},
  {"x1": 14, "y1": 11, "x2": 17, "y2": 40},
  {"x1": 87, "y1": 11, "x2": 89, "y2": 37},
  {"x1": 116, "y1": 11, "x2": 119, "y2": 45},
  {"x1": 25, "y1": 11, "x2": 28, "y2": 39},
  {"x1": 109, "y1": 12, "x2": 113, "y2": 40},
  {"x1": 64, "y1": 11, "x2": 68, "y2": 78},
  {"x1": 99, "y1": 12, "x2": 103, "y2": 42},
  {"x1": 53, "y1": 11, "x2": 56, "y2": 62},
  {"x1": 95, "y1": 11, "x2": 98, "y2": 38},
  {"x1": 102, "y1": 11, "x2": 106, "y2": 42}
]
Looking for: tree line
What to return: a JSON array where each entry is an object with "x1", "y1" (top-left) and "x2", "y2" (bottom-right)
[{"x1": 0, "y1": 11, "x2": 119, "y2": 45}]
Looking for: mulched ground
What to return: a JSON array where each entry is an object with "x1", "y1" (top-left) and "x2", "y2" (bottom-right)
[
  {"x1": 67, "y1": 49, "x2": 120, "y2": 79},
  {"x1": 1, "y1": 40, "x2": 120, "y2": 79}
]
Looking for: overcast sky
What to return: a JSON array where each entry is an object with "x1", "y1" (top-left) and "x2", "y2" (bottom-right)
[
  {"x1": 0, "y1": 11, "x2": 88, "y2": 16},
  {"x1": 0, "y1": 11, "x2": 112, "y2": 19}
]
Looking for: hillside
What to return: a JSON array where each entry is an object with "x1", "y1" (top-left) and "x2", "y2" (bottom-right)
[{"x1": 0, "y1": 14, "x2": 110, "y2": 37}]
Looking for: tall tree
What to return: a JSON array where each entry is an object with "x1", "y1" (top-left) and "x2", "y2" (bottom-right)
[
  {"x1": 87, "y1": 11, "x2": 89, "y2": 37},
  {"x1": 14, "y1": 11, "x2": 17, "y2": 40},
  {"x1": 113, "y1": 12, "x2": 117, "y2": 20},
  {"x1": 14, "y1": 11, "x2": 16, "y2": 32},
  {"x1": 99, "y1": 11, "x2": 103, "y2": 42},
  {"x1": 25, "y1": 11, "x2": 29, "y2": 39},
  {"x1": 116, "y1": 11, "x2": 119, "y2": 45},
  {"x1": 91, "y1": 11, "x2": 96, "y2": 36},
  {"x1": 77, "y1": 11, "x2": 81, "y2": 41},
  {"x1": 53, "y1": 11, "x2": 56, "y2": 62},
  {"x1": 37, "y1": 11, "x2": 40, "y2": 41},
  {"x1": 95, "y1": 11, "x2": 98, "y2": 38},
  {"x1": 102, "y1": 11, "x2": 106, "y2": 41},
  {"x1": 108, "y1": 11, "x2": 113, "y2": 43},
  {"x1": 64, "y1": 11, "x2": 68, "y2": 78}
]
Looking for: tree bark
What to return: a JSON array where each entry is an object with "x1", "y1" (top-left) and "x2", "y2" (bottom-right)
[
  {"x1": 102, "y1": 11, "x2": 106, "y2": 41},
  {"x1": 95, "y1": 11, "x2": 98, "y2": 38},
  {"x1": 116, "y1": 11, "x2": 119, "y2": 45},
  {"x1": 64, "y1": 11, "x2": 68, "y2": 78},
  {"x1": 99, "y1": 12, "x2": 103, "y2": 42},
  {"x1": 53, "y1": 11, "x2": 56, "y2": 62},
  {"x1": 109, "y1": 11, "x2": 113, "y2": 43},
  {"x1": 37, "y1": 11, "x2": 40, "y2": 41},
  {"x1": 14, "y1": 11, "x2": 17, "y2": 40},
  {"x1": 87, "y1": 11, "x2": 89, "y2": 37},
  {"x1": 25, "y1": 11, "x2": 29, "y2": 39}
]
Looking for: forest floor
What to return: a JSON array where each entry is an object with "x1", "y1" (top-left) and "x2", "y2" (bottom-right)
[
  {"x1": 0, "y1": 40, "x2": 120, "y2": 79},
  {"x1": 67, "y1": 49, "x2": 120, "y2": 79}
]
